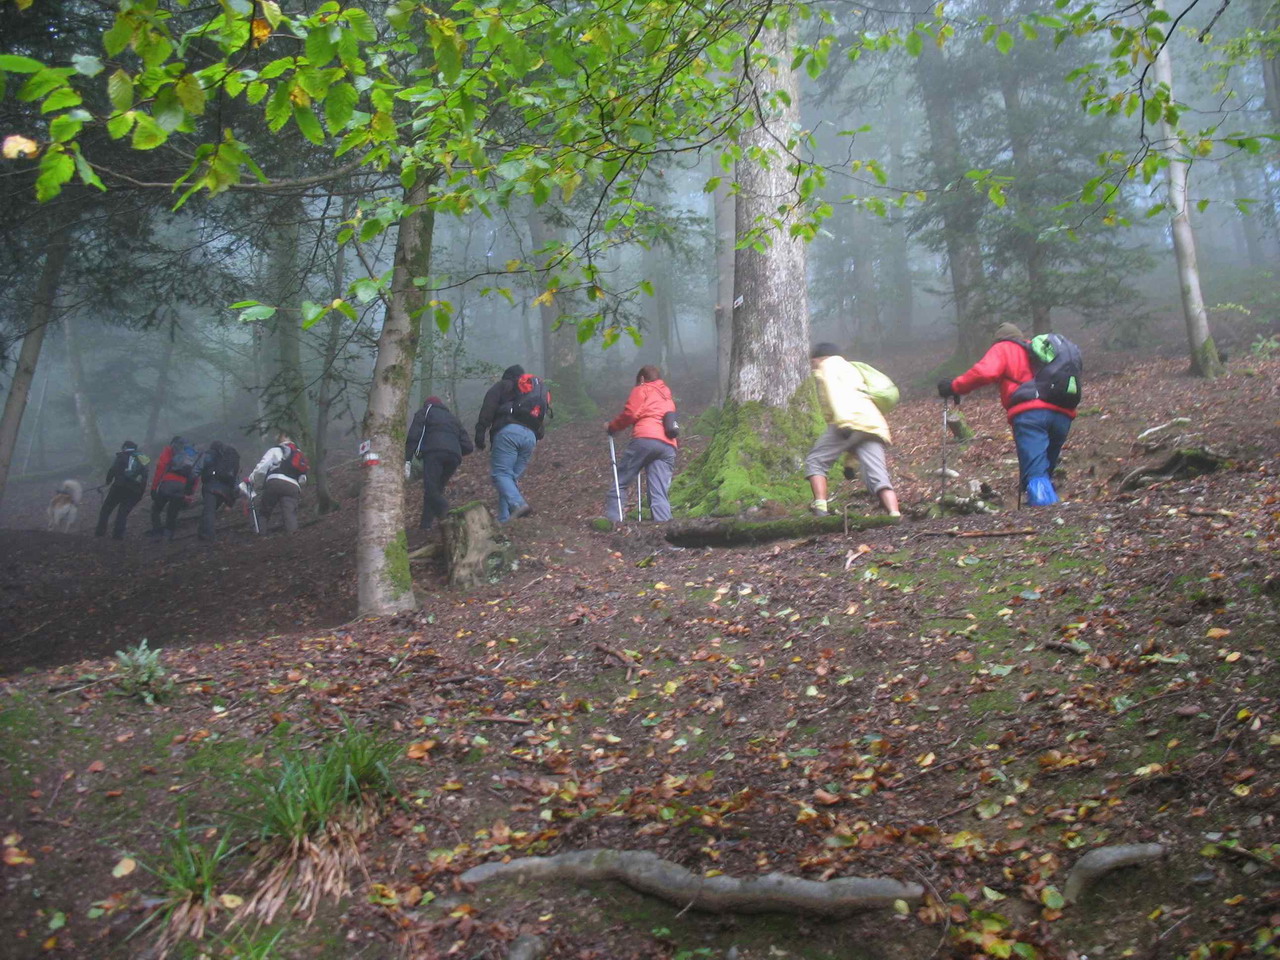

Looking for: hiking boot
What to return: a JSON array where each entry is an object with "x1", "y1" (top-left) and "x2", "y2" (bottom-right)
[
  {"x1": 513, "y1": 504, "x2": 534, "y2": 519},
  {"x1": 810, "y1": 499, "x2": 829, "y2": 517}
]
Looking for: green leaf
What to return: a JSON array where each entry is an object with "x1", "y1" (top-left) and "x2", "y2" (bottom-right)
[
  {"x1": 1040, "y1": 885, "x2": 1065, "y2": 910},
  {"x1": 342, "y1": 8, "x2": 376, "y2": 42},
  {"x1": 293, "y1": 103, "x2": 325, "y2": 144},
  {"x1": 237, "y1": 305, "x2": 277, "y2": 322},
  {"x1": 72, "y1": 144, "x2": 104, "y2": 189},
  {"x1": 995, "y1": 31, "x2": 1015, "y2": 54},
  {"x1": 325, "y1": 81, "x2": 357, "y2": 131},
  {"x1": 305, "y1": 27, "x2": 335, "y2": 67},
  {"x1": 130, "y1": 113, "x2": 167, "y2": 150},
  {"x1": 35, "y1": 147, "x2": 75, "y2": 202},
  {"x1": 174, "y1": 74, "x2": 207, "y2": 114},
  {"x1": 106, "y1": 110, "x2": 136, "y2": 139},
  {"x1": 0, "y1": 55, "x2": 47, "y2": 73},
  {"x1": 49, "y1": 111, "x2": 87, "y2": 143},
  {"x1": 107, "y1": 69, "x2": 133, "y2": 112},
  {"x1": 300, "y1": 300, "x2": 325, "y2": 327},
  {"x1": 41, "y1": 87, "x2": 82, "y2": 113},
  {"x1": 904, "y1": 30, "x2": 923, "y2": 57},
  {"x1": 352, "y1": 277, "x2": 381, "y2": 303}
]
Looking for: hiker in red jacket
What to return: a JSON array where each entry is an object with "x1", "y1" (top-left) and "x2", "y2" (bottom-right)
[
  {"x1": 604, "y1": 365, "x2": 678, "y2": 522},
  {"x1": 147, "y1": 436, "x2": 199, "y2": 540},
  {"x1": 939, "y1": 322, "x2": 1077, "y2": 505}
]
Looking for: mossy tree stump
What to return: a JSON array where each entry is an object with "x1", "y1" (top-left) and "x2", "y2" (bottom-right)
[
  {"x1": 443, "y1": 501, "x2": 516, "y2": 588},
  {"x1": 669, "y1": 386, "x2": 824, "y2": 517}
]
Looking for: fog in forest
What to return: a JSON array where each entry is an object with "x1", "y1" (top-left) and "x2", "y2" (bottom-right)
[{"x1": 1, "y1": 0, "x2": 1276, "y2": 499}]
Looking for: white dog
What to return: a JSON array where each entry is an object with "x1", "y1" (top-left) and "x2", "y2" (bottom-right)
[{"x1": 47, "y1": 479, "x2": 83, "y2": 533}]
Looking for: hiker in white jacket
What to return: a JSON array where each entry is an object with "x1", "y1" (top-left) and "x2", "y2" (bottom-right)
[{"x1": 249, "y1": 432, "x2": 308, "y2": 534}]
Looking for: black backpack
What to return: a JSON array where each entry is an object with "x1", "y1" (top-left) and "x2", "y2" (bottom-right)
[
  {"x1": 503, "y1": 374, "x2": 552, "y2": 429},
  {"x1": 208, "y1": 445, "x2": 240, "y2": 484},
  {"x1": 273, "y1": 442, "x2": 310, "y2": 479},
  {"x1": 1008, "y1": 333, "x2": 1083, "y2": 411},
  {"x1": 117, "y1": 451, "x2": 148, "y2": 487}
]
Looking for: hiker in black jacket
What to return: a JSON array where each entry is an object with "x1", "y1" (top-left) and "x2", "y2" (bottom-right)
[
  {"x1": 405, "y1": 396, "x2": 474, "y2": 530},
  {"x1": 474, "y1": 364, "x2": 548, "y2": 522},
  {"x1": 95, "y1": 440, "x2": 149, "y2": 539},
  {"x1": 194, "y1": 441, "x2": 240, "y2": 541}
]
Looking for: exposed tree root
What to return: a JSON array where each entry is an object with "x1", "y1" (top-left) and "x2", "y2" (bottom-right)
[
  {"x1": 1063, "y1": 843, "x2": 1167, "y2": 904},
  {"x1": 665, "y1": 513, "x2": 897, "y2": 548},
  {"x1": 461, "y1": 849, "x2": 923, "y2": 917}
]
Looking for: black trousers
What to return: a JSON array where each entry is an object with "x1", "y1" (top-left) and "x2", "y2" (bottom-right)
[
  {"x1": 199, "y1": 483, "x2": 234, "y2": 540},
  {"x1": 420, "y1": 452, "x2": 461, "y2": 529},
  {"x1": 150, "y1": 480, "x2": 187, "y2": 537},
  {"x1": 95, "y1": 484, "x2": 142, "y2": 539}
]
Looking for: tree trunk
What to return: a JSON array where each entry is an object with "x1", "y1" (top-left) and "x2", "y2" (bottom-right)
[
  {"x1": 529, "y1": 207, "x2": 593, "y2": 417},
  {"x1": 671, "y1": 24, "x2": 819, "y2": 517},
  {"x1": 62, "y1": 314, "x2": 110, "y2": 469},
  {"x1": 1151, "y1": 4, "x2": 1224, "y2": 378},
  {"x1": 443, "y1": 501, "x2": 515, "y2": 588},
  {"x1": 144, "y1": 323, "x2": 177, "y2": 450},
  {"x1": 849, "y1": 215, "x2": 881, "y2": 352},
  {"x1": 313, "y1": 198, "x2": 354, "y2": 516},
  {"x1": 916, "y1": 41, "x2": 988, "y2": 362},
  {"x1": 998, "y1": 68, "x2": 1051, "y2": 335},
  {"x1": 712, "y1": 181, "x2": 735, "y2": 404},
  {"x1": 356, "y1": 179, "x2": 435, "y2": 615},
  {"x1": 0, "y1": 236, "x2": 69, "y2": 507},
  {"x1": 267, "y1": 196, "x2": 312, "y2": 444},
  {"x1": 1227, "y1": 161, "x2": 1266, "y2": 269},
  {"x1": 884, "y1": 98, "x2": 913, "y2": 343}
]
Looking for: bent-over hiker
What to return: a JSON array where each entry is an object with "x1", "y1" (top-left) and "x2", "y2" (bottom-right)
[
  {"x1": 604, "y1": 365, "x2": 678, "y2": 523},
  {"x1": 194, "y1": 440, "x2": 240, "y2": 541},
  {"x1": 249, "y1": 432, "x2": 308, "y2": 534},
  {"x1": 939, "y1": 322, "x2": 1079, "y2": 506},
  {"x1": 405, "y1": 396, "x2": 474, "y2": 531},
  {"x1": 474, "y1": 365, "x2": 550, "y2": 522},
  {"x1": 806, "y1": 343, "x2": 900, "y2": 518},
  {"x1": 148, "y1": 436, "x2": 198, "y2": 541}
]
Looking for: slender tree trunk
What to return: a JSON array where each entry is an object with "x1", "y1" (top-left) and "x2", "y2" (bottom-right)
[
  {"x1": 1227, "y1": 162, "x2": 1266, "y2": 268},
  {"x1": 713, "y1": 181, "x2": 736, "y2": 403},
  {"x1": 357, "y1": 179, "x2": 435, "y2": 615},
  {"x1": 145, "y1": 324, "x2": 177, "y2": 450},
  {"x1": 849, "y1": 216, "x2": 881, "y2": 352},
  {"x1": 529, "y1": 207, "x2": 591, "y2": 415},
  {"x1": 916, "y1": 41, "x2": 988, "y2": 362},
  {"x1": 20, "y1": 370, "x2": 50, "y2": 475},
  {"x1": 63, "y1": 314, "x2": 110, "y2": 469},
  {"x1": 884, "y1": 97, "x2": 914, "y2": 342},
  {"x1": 267, "y1": 196, "x2": 312, "y2": 444},
  {"x1": 313, "y1": 198, "x2": 354, "y2": 516},
  {"x1": 1152, "y1": 4, "x2": 1224, "y2": 378},
  {"x1": 0, "y1": 236, "x2": 69, "y2": 506},
  {"x1": 998, "y1": 69, "x2": 1051, "y2": 335}
]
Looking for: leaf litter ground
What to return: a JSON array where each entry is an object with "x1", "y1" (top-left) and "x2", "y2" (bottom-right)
[{"x1": 0, "y1": 351, "x2": 1277, "y2": 959}]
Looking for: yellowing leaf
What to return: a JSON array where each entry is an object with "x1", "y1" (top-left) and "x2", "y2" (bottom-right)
[
  {"x1": 218, "y1": 893, "x2": 243, "y2": 909},
  {"x1": 1205, "y1": 627, "x2": 1230, "y2": 639},
  {"x1": 250, "y1": 18, "x2": 272, "y2": 48},
  {"x1": 2, "y1": 135, "x2": 40, "y2": 159},
  {"x1": 917, "y1": 752, "x2": 935, "y2": 767},
  {"x1": 112, "y1": 857, "x2": 136, "y2": 878}
]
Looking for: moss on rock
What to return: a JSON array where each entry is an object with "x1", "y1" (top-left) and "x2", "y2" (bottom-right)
[{"x1": 669, "y1": 382, "x2": 825, "y2": 517}]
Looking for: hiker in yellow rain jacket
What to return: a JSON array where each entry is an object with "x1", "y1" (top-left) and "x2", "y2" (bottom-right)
[{"x1": 805, "y1": 343, "x2": 900, "y2": 518}]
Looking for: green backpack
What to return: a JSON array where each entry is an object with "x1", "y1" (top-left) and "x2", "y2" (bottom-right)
[{"x1": 848, "y1": 361, "x2": 900, "y2": 414}]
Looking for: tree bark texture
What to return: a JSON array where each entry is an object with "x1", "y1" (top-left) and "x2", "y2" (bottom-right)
[
  {"x1": 144, "y1": 326, "x2": 177, "y2": 450},
  {"x1": 529, "y1": 207, "x2": 591, "y2": 416},
  {"x1": 313, "y1": 197, "x2": 354, "y2": 516},
  {"x1": 728, "y1": 23, "x2": 810, "y2": 406},
  {"x1": 356, "y1": 180, "x2": 434, "y2": 615},
  {"x1": 266, "y1": 195, "x2": 312, "y2": 442},
  {"x1": 916, "y1": 41, "x2": 988, "y2": 362},
  {"x1": 62, "y1": 314, "x2": 110, "y2": 470},
  {"x1": 998, "y1": 68, "x2": 1051, "y2": 336},
  {"x1": 443, "y1": 501, "x2": 515, "y2": 588},
  {"x1": 1151, "y1": 8, "x2": 1223, "y2": 378},
  {"x1": 0, "y1": 236, "x2": 69, "y2": 507},
  {"x1": 712, "y1": 182, "x2": 735, "y2": 403},
  {"x1": 884, "y1": 96, "x2": 914, "y2": 342}
]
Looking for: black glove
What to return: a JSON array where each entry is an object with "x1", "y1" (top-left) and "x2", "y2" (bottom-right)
[
  {"x1": 843, "y1": 466, "x2": 857, "y2": 481},
  {"x1": 937, "y1": 378, "x2": 958, "y2": 400}
]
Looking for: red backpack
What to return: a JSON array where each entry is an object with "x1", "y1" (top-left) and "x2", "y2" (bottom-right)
[
  {"x1": 274, "y1": 442, "x2": 310, "y2": 479},
  {"x1": 504, "y1": 374, "x2": 552, "y2": 428}
]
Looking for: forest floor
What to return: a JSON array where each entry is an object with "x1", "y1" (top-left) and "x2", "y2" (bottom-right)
[{"x1": 0, "y1": 346, "x2": 1277, "y2": 960}]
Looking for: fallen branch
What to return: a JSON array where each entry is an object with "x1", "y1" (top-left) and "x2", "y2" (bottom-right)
[
  {"x1": 1063, "y1": 843, "x2": 1167, "y2": 904},
  {"x1": 593, "y1": 642, "x2": 637, "y2": 669},
  {"x1": 460, "y1": 849, "x2": 922, "y2": 917},
  {"x1": 407, "y1": 543, "x2": 440, "y2": 561},
  {"x1": 1042, "y1": 641, "x2": 1089, "y2": 656}
]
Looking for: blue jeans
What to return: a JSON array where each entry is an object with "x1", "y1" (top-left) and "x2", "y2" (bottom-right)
[
  {"x1": 490, "y1": 424, "x2": 536, "y2": 521},
  {"x1": 1011, "y1": 408, "x2": 1072, "y2": 490}
]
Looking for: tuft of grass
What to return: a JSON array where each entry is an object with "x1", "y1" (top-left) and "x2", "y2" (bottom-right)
[
  {"x1": 114, "y1": 639, "x2": 176, "y2": 705},
  {"x1": 235, "y1": 717, "x2": 398, "y2": 924},
  {"x1": 136, "y1": 818, "x2": 241, "y2": 958}
]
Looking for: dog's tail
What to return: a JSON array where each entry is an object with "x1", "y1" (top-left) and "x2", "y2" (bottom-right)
[{"x1": 58, "y1": 479, "x2": 83, "y2": 504}]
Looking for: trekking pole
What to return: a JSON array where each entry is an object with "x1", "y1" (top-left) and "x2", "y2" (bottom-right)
[
  {"x1": 247, "y1": 481, "x2": 260, "y2": 534},
  {"x1": 636, "y1": 470, "x2": 644, "y2": 523},
  {"x1": 608, "y1": 436, "x2": 623, "y2": 521},
  {"x1": 939, "y1": 397, "x2": 949, "y2": 503}
]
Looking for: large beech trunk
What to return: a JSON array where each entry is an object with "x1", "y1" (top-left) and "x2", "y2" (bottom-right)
[
  {"x1": 356, "y1": 180, "x2": 435, "y2": 615},
  {"x1": 712, "y1": 182, "x2": 735, "y2": 402},
  {"x1": 1151, "y1": 2, "x2": 1223, "y2": 379},
  {"x1": 727, "y1": 23, "x2": 810, "y2": 405},
  {"x1": 0, "y1": 237, "x2": 69, "y2": 507}
]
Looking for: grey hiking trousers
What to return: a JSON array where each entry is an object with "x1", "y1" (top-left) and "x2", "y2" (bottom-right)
[{"x1": 606, "y1": 437, "x2": 676, "y2": 522}]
